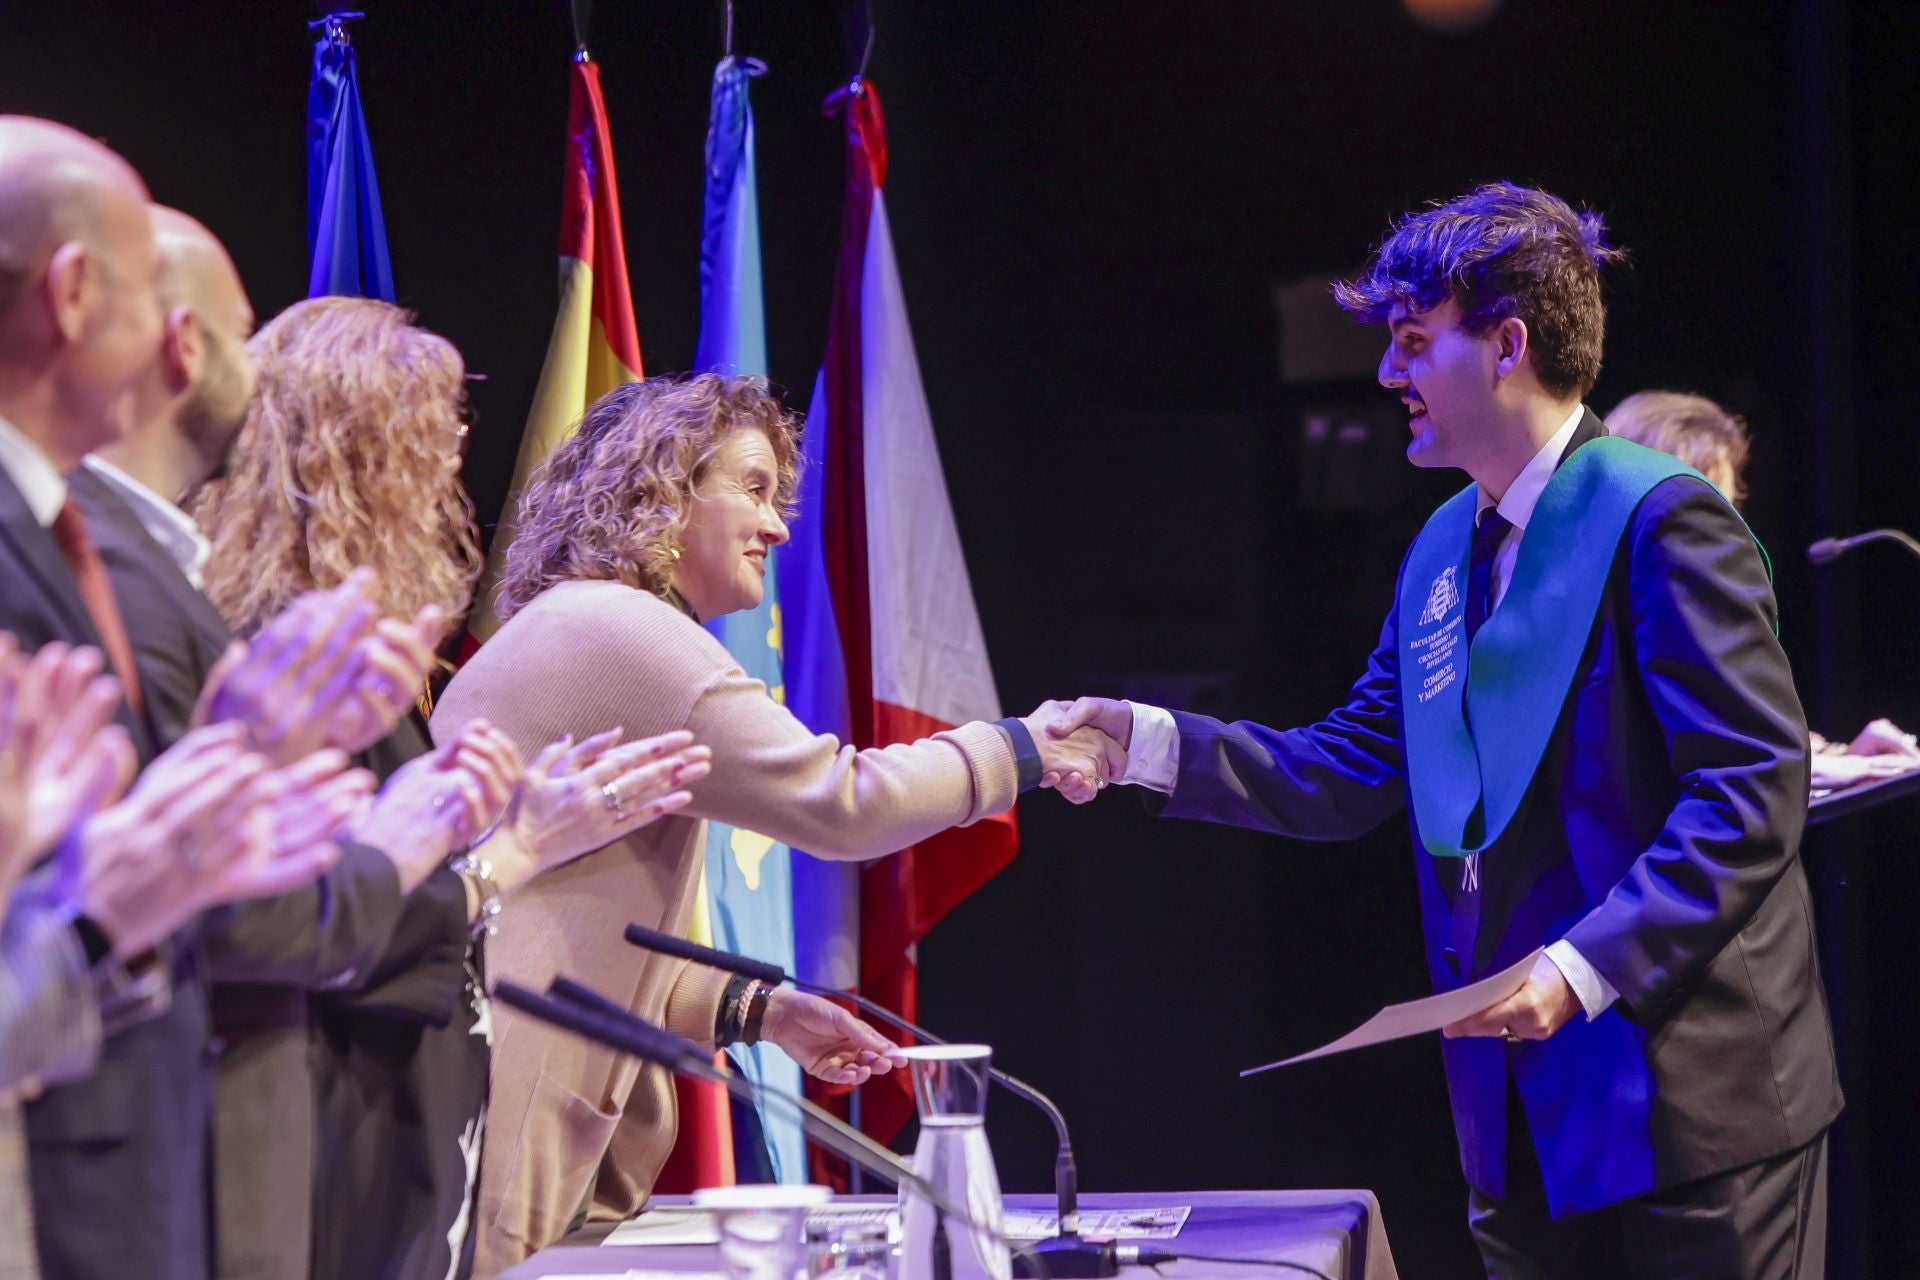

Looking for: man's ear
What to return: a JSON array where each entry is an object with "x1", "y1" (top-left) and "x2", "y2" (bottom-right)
[
  {"x1": 162, "y1": 304, "x2": 202, "y2": 392},
  {"x1": 42, "y1": 241, "x2": 92, "y2": 345},
  {"x1": 1493, "y1": 316, "x2": 1530, "y2": 381}
]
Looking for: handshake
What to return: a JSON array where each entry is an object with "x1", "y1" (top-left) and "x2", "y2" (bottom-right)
[{"x1": 1019, "y1": 697, "x2": 1135, "y2": 805}]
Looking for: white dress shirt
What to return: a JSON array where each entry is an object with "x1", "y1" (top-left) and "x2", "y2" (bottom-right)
[
  {"x1": 1121, "y1": 404, "x2": 1620, "y2": 1019},
  {"x1": 81, "y1": 455, "x2": 211, "y2": 589},
  {"x1": 0, "y1": 413, "x2": 68, "y2": 527}
]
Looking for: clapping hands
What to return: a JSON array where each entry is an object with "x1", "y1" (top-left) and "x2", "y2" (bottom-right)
[{"x1": 193, "y1": 570, "x2": 450, "y2": 765}]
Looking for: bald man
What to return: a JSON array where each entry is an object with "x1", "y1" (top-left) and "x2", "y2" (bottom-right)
[
  {"x1": 70, "y1": 208, "x2": 421, "y2": 1280},
  {"x1": 0, "y1": 116, "x2": 211, "y2": 1280}
]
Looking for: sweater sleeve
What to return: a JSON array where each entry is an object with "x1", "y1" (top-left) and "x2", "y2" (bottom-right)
[
  {"x1": 681, "y1": 663, "x2": 1016, "y2": 861},
  {"x1": 440, "y1": 584, "x2": 1019, "y2": 864}
]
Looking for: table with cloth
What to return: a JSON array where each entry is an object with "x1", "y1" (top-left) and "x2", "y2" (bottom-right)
[{"x1": 493, "y1": 1190, "x2": 1398, "y2": 1280}]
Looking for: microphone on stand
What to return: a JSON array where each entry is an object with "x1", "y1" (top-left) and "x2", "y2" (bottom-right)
[
  {"x1": 1809, "y1": 528, "x2": 1920, "y2": 565},
  {"x1": 497, "y1": 979, "x2": 967, "y2": 1280},
  {"x1": 622, "y1": 922, "x2": 1111, "y2": 1278}
]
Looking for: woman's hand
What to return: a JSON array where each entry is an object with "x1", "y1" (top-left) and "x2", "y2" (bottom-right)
[
  {"x1": 480, "y1": 728, "x2": 711, "y2": 893},
  {"x1": 348, "y1": 722, "x2": 514, "y2": 893},
  {"x1": 758, "y1": 988, "x2": 907, "y2": 1086}
]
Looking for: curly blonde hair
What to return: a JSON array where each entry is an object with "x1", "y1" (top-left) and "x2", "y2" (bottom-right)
[
  {"x1": 494, "y1": 374, "x2": 801, "y2": 623},
  {"x1": 189, "y1": 296, "x2": 482, "y2": 635}
]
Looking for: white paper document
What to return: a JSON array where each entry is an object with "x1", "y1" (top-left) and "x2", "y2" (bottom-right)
[
  {"x1": 603, "y1": 1203, "x2": 1193, "y2": 1248},
  {"x1": 1240, "y1": 946, "x2": 1544, "y2": 1077}
]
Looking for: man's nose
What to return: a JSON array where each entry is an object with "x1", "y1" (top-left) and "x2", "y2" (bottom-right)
[{"x1": 1378, "y1": 346, "x2": 1408, "y2": 389}]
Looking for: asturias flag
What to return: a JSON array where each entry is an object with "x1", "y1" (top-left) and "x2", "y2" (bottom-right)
[
  {"x1": 306, "y1": 14, "x2": 395, "y2": 302},
  {"x1": 690, "y1": 54, "x2": 809, "y2": 1186},
  {"x1": 785, "y1": 80, "x2": 1017, "y2": 1144}
]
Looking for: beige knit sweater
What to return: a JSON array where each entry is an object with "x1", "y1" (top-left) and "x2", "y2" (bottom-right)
[{"x1": 430, "y1": 579, "x2": 1017, "y2": 1273}]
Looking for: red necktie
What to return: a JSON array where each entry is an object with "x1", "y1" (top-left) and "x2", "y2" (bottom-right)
[{"x1": 49, "y1": 498, "x2": 146, "y2": 720}]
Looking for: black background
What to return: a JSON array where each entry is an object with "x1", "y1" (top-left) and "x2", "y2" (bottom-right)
[{"x1": 5, "y1": 1, "x2": 1916, "y2": 1274}]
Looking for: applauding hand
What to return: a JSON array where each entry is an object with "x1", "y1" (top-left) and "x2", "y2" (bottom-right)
[{"x1": 476, "y1": 727, "x2": 710, "y2": 894}]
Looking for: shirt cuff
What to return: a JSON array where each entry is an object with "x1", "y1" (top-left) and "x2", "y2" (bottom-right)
[
  {"x1": 1119, "y1": 702, "x2": 1179, "y2": 794},
  {"x1": 1544, "y1": 939, "x2": 1619, "y2": 1020},
  {"x1": 993, "y1": 718, "x2": 1044, "y2": 793}
]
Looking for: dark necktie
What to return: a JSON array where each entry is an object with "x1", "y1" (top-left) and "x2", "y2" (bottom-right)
[
  {"x1": 1465, "y1": 510, "x2": 1513, "y2": 642},
  {"x1": 49, "y1": 498, "x2": 146, "y2": 720}
]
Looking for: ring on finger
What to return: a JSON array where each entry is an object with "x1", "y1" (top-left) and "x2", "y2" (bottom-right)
[
  {"x1": 1500, "y1": 1026, "x2": 1521, "y2": 1043},
  {"x1": 600, "y1": 781, "x2": 626, "y2": 818}
]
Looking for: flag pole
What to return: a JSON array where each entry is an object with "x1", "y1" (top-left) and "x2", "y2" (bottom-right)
[{"x1": 570, "y1": 0, "x2": 593, "y2": 58}]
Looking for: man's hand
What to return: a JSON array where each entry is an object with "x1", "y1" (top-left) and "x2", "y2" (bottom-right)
[
  {"x1": 759, "y1": 988, "x2": 907, "y2": 1086},
  {"x1": 193, "y1": 572, "x2": 378, "y2": 765},
  {"x1": 2, "y1": 638, "x2": 136, "y2": 887},
  {"x1": 478, "y1": 727, "x2": 709, "y2": 895},
  {"x1": 73, "y1": 724, "x2": 345, "y2": 957},
  {"x1": 1442, "y1": 952, "x2": 1581, "y2": 1043},
  {"x1": 266, "y1": 749, "x2": 377, "y2": 854},
  {"x1": 1033, "y1": 696, "x2": 1133, "y2": 804},
  {"x1": 323, "y1": 605, "x2": 447, "y2": 756}
]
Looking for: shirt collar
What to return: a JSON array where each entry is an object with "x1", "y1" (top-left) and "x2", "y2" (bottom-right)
[
  {"x1": 81, "y1": 454, "x2": 212, "y2": 588},
  {"x1": 1475, "y1": 403, "x2": 1586, "y2": 532},
  {"x1": 0, "y1": 413, "x2": 69, "y2": 527}
]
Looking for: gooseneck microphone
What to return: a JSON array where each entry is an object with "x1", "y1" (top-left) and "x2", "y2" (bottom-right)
[
  {"x1": 1808, "y1": 528, "x2": 1920, "y2": 565},
  {"x1": 497, "y1": 978, "x2": 968, "y2": 1280},
  {"x1": 623, "y1": 922, "x2": 1105, "y2": 1278}
]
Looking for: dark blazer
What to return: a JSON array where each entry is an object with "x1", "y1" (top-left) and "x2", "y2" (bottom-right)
[
  {"x1": 2, "y1": 463, "x2": 219, "y2": 1280},
  {"x1": 69, "y1": 469, "x2": 486, "y2": 1279},
  {"x1": 1157, "y1": 412, "x2": 1841, "y2": 1216}
]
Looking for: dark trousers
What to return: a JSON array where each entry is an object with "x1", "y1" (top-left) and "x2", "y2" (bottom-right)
[{"x1": 1470, "y1": 1084, "x2": 1827, "y2": 1280}]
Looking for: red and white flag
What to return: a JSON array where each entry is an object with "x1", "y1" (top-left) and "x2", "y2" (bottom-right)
[{"x1": 785, "y1": 80, "x2": 1017, "y2": 1145}]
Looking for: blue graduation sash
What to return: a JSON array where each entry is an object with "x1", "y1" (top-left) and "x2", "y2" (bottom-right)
[{"x1": 1398, "y1": 437, "x2": 1746, "y2": 859}]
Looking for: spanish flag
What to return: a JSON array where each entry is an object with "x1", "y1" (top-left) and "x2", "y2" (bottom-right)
[
  {"x1": 469, "y1": 54, "x2": 642, "y2": 643},
  {"x1": 469, "y1": 53, "x2": 737, "y2": 1192}
]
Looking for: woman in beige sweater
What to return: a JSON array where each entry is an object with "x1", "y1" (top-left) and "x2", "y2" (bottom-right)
[{"x1": 432, "y1": 374, "x2": 1110, "y2": 1272}]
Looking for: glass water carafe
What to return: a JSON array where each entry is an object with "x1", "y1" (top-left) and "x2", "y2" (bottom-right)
[{"x1": 897, "y1": 1044, "x2": 1011, "y2": 1280}]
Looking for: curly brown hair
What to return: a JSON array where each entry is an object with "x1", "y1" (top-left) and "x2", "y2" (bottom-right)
[
  {"x1": 189, "y1": 296, "x2": 481, "y2": 635},
  {"x1": 493, "y1": 374, "x2": 801, "y2": 623}
]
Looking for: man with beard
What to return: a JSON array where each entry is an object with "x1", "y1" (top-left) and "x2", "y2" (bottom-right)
[{"x1": 70, "y1": 206, "x2": 478, "y2": 1280}]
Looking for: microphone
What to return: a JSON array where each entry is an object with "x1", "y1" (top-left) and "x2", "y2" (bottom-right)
[
  {"x1": 499, "y1": 979, "x2": 1005, "y2": 1280},
  {"x1": 624, "y1": 923, "x2": 1111, "y2": 1278},
  {"x1": 1809, "y1": 528, "x2": 1920, "y2": 565}
]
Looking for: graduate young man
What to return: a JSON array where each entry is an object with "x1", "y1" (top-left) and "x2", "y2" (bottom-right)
[{"x1": 1051, "y1": 183, "x2": 1839, "y2": 1278}]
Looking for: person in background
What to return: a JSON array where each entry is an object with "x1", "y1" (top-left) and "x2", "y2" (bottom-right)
[
  {"x1": 1608, "y1": 389, "x2": 1920, "y2": 791},
  {"x1": 190, "y1": 295, "x2": 706, "y2": 1280},
  {"x1": 434, "y1": 373, "x2": 1117, "y2": 1272}
]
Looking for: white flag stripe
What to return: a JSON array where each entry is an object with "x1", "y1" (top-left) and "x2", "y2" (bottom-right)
[{"x1": 860, "y1": 193, "x2": 1003, "y2": 727}]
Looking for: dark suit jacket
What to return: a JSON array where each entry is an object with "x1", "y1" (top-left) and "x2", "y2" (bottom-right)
[
  {"x1": 1157, "y1": 412, "x2": 1841, "y2": 1216},
  {"x1": 73, "y1": 465, "x2": 428, "y2": 1279},
  {"x1": 2, "y1": 463, "x2": 220, "y2": 1280},
  {"x1": 71, "y1": 466, "x2": 482, "y2": 1279}
]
